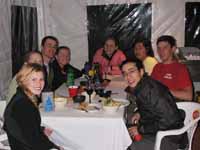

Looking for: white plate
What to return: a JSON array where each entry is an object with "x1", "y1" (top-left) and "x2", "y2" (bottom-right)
[
  {"x1": 102, "y1": 98, "x2": 129, "y2": 113},
  {"x1": 74, "y1": 103, "x2": 101, "y2": 113},
  {"x1": 102, "y1": 98, "x2": 130, "y2": 107}
]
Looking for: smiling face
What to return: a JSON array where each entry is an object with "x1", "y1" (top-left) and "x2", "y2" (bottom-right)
[
  {"x1": 17, "y1": 64, "x2": 45, "y2": 96},
  {"x1": 42, "y1": 38, "x2": 57, "y2": 61},
  {"x1": 134, "y1": 42, "x2": 147, "y2": 61},
  {"x1": 56, "y1": 48, "x2": 70, "y2": 68},
  {"x1": 25, "y1": 71, "x2": 45, "y2": 95},
  {"x1": 104, "y1": 39, "x2": 118, "y2": 56},
  {"x1": 157, "y1": 41, "x2": 176, "y2": 64},
  {"x1": 122, "y1": 62, "x2": 144, "y2": 88}
]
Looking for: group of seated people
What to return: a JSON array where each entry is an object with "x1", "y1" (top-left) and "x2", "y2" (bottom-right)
[{"x1": 3, "y1": 35, "x2": 193, "y2": 150}]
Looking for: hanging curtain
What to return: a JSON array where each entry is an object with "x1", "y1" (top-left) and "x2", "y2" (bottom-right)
[{"x1": 11, "y1": 4, "x2": 38, "y2": 75}]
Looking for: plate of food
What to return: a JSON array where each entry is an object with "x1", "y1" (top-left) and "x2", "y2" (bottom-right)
[
  {"x1": 102, "y1": 97, "x2": 129, "y2": 113},
  {"x1": 102, "y1": 97, "x2": 129, "y2": 107},
  {"x1": 75, "y1": 102, "x2": 101, "y2": 113}
]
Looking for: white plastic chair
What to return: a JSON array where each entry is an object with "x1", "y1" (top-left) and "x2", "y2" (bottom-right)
[
  {"x1": 0, "y1": 100, "x2": 7, "y2": 117},
  {"x1": 154, "y1": 102, "x2": 200, "y2": 150},
  {"x1": 0, "y1": 100, "x2": 10, "y2": 150}
]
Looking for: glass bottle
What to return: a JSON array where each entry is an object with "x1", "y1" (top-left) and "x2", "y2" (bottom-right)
[{"x1": 67, "y1": 68, "x2": 74, "y2": 86}]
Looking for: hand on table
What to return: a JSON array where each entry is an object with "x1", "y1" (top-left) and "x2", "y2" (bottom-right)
[{"x1": 44, "y1": 127, "x2": 53, "y2": 137}]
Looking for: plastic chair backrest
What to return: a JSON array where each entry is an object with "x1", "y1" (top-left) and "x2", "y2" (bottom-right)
[
  {"x1": 0, "y1": 100, "x2": 10, "y2": 149},
  {"x1": 0, "y1": 100, "x2": 6, "y2": 117},
  {"x1": 176, "y1": 102, "x2": 200, "y2": 150}
]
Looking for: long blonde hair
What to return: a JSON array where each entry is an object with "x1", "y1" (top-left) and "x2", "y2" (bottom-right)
[{"x1": 16, "y1": 63, "x2": 44, "y2": 105}]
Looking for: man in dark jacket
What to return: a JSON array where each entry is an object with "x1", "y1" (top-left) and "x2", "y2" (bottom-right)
[
  {"x1": 41, "y1": 35, "x2": 59, "y2": 91},
  {"x1": 121, "y1": 60, "x2": 187, "y2": 150},
  {"x1": 52, "y1": 46, "x2": 82, "y2": 90}
]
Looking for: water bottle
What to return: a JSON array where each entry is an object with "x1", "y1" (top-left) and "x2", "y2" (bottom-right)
[
  {"x1": 44, "y1": 96, "x2": 54, "y2": 112},
  {"x1": 67, "y1": 68, "x2": 74, "y2": 86}
]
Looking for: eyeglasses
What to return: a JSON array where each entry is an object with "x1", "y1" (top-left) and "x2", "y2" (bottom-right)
[{"x1": 122, "y1": 68, "x2": 138, "y2": 78}]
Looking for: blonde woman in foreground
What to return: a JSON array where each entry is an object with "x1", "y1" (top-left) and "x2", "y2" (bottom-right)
[{"x1": 3, "y1": 63, "x2": 62, "y2": 150}]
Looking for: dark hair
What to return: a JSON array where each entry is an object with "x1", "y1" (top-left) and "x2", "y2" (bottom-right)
[
  {"x1": 104, "y1": 37, "x2": 119, "y2": 47},
  {"x1": 133, "y1": 38, "x2": 154, "y2": 57},
  {"x1": 120, "y1": 59, "x2": 144, "y2": 70},
  {"x1": 56, "y1": 46, "x2": 70, "y2": 55},
  {"x1": 41, "y1": 35, "x2": 59, "y2": 47},
  {"x1": 156, "y1": 35, "x2": 177, "y2": 47},
  {"x1": 23, "y1": 51, "x2": 42, "y2": 63}
]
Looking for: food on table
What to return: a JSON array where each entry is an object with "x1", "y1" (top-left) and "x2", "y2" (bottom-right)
[
  {"x1": 77, "y1": 102, "x2": 100, "y2": 112},
  {"x1": 78, "y1": 102, "x2": 88, "y2": 110},
  {"x1": 103, "y1": 97, "x2": 122, "y2": 107}
]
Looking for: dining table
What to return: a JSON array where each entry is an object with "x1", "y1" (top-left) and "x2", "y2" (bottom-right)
[{"x1": 41, "y1": 76, "x2": 132, "y2": 150}]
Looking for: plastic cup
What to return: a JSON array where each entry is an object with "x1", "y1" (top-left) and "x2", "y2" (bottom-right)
[
  {"x1": 134, "y1": 134, "x2": 142, "y2": 141},
  {"x1": 68, "y1": 86, "x2": 78, "y2": 97}
]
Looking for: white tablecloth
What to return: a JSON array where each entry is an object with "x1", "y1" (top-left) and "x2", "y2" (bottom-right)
[
  {"x1": 42, "y1": 77, "x2": 131, "y2": 150},
  {"x1": 41, "y1": 108, "x2": 132, "y2": 150}
]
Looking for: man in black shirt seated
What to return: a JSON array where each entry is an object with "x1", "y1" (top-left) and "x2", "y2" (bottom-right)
[{"x1": 120, "y1": 60, "x2": 188, "y2": 150}]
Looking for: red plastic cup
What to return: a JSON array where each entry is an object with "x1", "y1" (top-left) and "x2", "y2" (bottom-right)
[
  {"x1": 68, "y1": 86, "x2": 78, "y2": 97},
  {"x1": 134, "y1": 134, "x2": 142, "y2": 141}
]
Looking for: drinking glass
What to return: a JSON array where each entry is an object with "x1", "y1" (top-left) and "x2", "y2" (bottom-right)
[{"x1": 86, "y1": 88, "x2": 93, "y2": 103}]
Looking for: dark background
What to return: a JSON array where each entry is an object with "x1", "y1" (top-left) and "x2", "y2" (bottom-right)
[
  {"x1": 11, "y1": 5, "x2": 38, "y2": 76},
  {"x1": 185, "y1": 2, "x2": 200, "y2": 49},
  {"x1": 87, "y1": 3, "x2": 152, "y2": 62}
]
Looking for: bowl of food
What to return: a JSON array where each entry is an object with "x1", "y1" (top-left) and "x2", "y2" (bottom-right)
[
  {"x1": 103, "y1": 105, "x2": 119, "y2": 113},
  {"x1": 54, "y1": 97, "x2": 67, "y2": 110},
  {"x1": 102, "y1": 97, "x2": 122, "y2": 113},
  {"x1": 73, "y1": 95, "x2": 86, "y2": 103}
]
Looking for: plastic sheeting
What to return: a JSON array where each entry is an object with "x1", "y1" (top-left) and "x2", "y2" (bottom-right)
[
  {"x1": 185, "y1": 2, "x2": 200, "y2": 49},
  {"x1": 36, "y1": 0, "x2": 199, "y2": 69},
  {"x1": 87, "y1": 3, "x2": 152, "y2": 61}
]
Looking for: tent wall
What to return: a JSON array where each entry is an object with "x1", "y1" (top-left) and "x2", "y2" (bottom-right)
[
  {"x1": 36, "y1": 0, "x2": 200, "y2": 92},
  {"x1": 36, "y1": 0, "x2": 88, "y2": 69},
  {"x1": 0, "y1": 0, "x2": 11, "y2": 100},
  {"x1": 36, "y1": 0, "x2": 199, "y2": 68},
  {"x1": 0, "y1": 0, "x2": 200, "y2": 98}
]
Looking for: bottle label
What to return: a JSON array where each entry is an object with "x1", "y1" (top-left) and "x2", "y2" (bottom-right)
[
  {"x1": 44, "y1": 96, "x2": 53, "y2": 112},
  {"x1": 42, "y1": 92, "x2": 54, "y2": 112},
  {"x1": 67, "y1": 69, "x2": 74, "y2": 86}
]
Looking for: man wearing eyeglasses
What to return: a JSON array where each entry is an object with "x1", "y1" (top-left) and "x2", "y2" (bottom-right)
[{"x1": 121, "y1": 60, "x2": 188, "y2": 150}]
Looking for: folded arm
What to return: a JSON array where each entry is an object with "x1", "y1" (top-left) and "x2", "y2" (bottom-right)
[{"x1": 170, "y1": 86, "x2": 193, "y2": 101}]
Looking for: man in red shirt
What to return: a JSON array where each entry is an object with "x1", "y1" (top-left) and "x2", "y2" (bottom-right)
[{"x1": 151, "y1": 35, "x2": 193, "y2": 101}]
